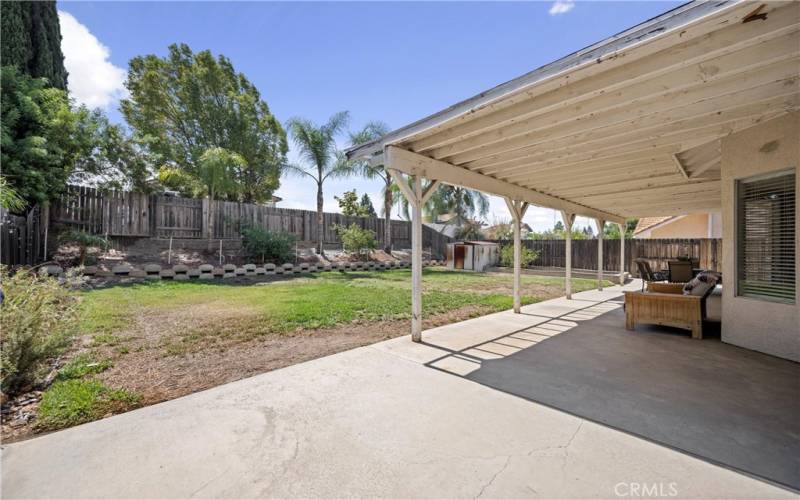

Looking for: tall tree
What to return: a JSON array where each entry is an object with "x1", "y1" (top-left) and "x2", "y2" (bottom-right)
[
  {"x1": 426, "y1": 185, "x2": 490, "y2": 227},
  {"x1": 0, "y1": 1, "x2": 68, "y2": 90},
  {"x1": 1, "y1": 67, "x2": 94, "y2": 204},
  {"x1": 285, "y1": 111, "x2": 350, "y2": 254},
  {"x1": 359, "y1": 193, "x2": 377, "y2": 217},
  {"x1": 197, "y1": 147, "x2": 243, "y2": 246},
  {"x1": 348, "y1": 122, "x2": 394, "y2": 250},
  {"x1": 120, "y1": 43, "x2": 287, "y2": 202}
]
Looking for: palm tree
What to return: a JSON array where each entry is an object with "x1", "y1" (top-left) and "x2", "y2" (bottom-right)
[
  {"x1": 348, "y1": 121, "x2": 393, "y2": 251},
  {"x1": 426, "y1": 185, "x2": 490, "y2": 228},
  {"x1": 285, "y1": 111, "x2": 350, "y2": 254}
]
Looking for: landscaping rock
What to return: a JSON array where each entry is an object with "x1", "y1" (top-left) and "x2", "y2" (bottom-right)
[
  {"x1": 174, "y1": 274, "x2": 189, "y2": 281},
  {"x1": 129, "y1": 269, "x2": 147, "y2": 278},
  {"x1": 213, "y1": 268, "x2": 225, "y2": 277},
  {"x1": 243, "y1": 264, "x2": 257, "y2": 273},
  {"x1": 81, "y1": 266, "x2": 98, "y2": 276},
  {"x1": 223, "y1": 264, "x2": 237, "y2": 273},
  {"x1": 160, "y1": 269, "x2": 176, "y2": 279},
  {"x1": 255, "y1": 267, "x2": 266, "y2": 275},
  {"x1": 265, "y1": 263, "x2": 276, "y2": 271},
  {"x1": 112, "y1": 265, "x2": 131, "y2": 276},
  {"x1": 143, "y1": 264, "x2": 162, "y2": 274},
  {"x1": 172, "y1": 264, "x2": 189, "y2": 275},
  {"x1": 187, "y1": 269, "x2": 201, "y2": 278},
  {"x1": 282, "y1": 264, "x2": 294, "y2": 273},
  {"x1": 235, "y1": 268, "x2": 246, "y2": 276},
  {"x1": 223, "y1": 272, "x2": 236, "y2": 279},
  {"x1": 198, "y1": 273, "x2": 213, "y2": 280},
  {"x1": 199, "y1": 264, "x2": 214, "y2": 273}
]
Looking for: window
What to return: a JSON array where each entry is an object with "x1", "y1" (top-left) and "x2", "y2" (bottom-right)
[{"x1": 736, "y1": 169, "x2": 796, "y2": 303}]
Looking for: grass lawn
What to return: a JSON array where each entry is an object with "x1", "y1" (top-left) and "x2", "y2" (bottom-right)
[{"x1": 18, "y1": 268, "x2": 610, "y2": 439}]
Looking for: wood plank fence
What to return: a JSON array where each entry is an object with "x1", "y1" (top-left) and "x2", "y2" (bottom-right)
[
  {"x1": 1, "y1": 206, "x2": 45, "y2": 266},
  {"x1": 43, "y1": 185, "x2": 451, "y2": 258},
  {"x1": 487, "y1": 238, "x2": 722, "y2": 275},
  {"x1": 4, "y1": 185, "x2": 721, "y2": 270}
]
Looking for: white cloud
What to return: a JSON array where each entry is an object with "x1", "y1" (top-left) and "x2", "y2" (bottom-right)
[
  {"x1": 549, "y1": 0, "x2": 575, "y2": 15},
  {"x1": 58, "y1": 11, "x2": 127, "y2": 109}
]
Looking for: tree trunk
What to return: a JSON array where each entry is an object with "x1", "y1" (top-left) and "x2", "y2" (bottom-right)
[
  {"x1": 383, "y1": 180, "x2": 392, "y2": 253},
  {"x1": 316, "y1": 181, "x2": 324, "y2": 255}
]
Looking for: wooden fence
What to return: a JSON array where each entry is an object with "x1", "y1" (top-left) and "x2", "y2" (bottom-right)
[
  {"x1": 1, "y1": 206, "x2": 46, "y2": 266},
  {"x1": 488, "y1": 238, "x2": 722, "y2": 275},
  {"x1": 44, "y1": 185, "x2": 451, "y2": 258}
]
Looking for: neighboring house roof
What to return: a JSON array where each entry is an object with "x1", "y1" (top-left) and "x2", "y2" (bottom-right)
[
  {"x1": 483, "y1": 223, "x2": 532, "y2": 239},
  {"x1": 424, "y1": 222, "x2": 460, "y2": 239},
  {"x1": 634, "y1": 217, "x2": 676, "y2": 235}
]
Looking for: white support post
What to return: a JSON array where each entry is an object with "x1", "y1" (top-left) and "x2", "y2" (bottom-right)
[
  {"x1": 561, "y1": 211, "x2": 575, "y2": 299},
  {"x1": 411, "y1": 176, "x2": 423, "y2": 341},
  {"x1": 595, "y1": 218, "x2": 606, "y2": 291},
  {"x1": 388, "y1": 168, "x2": 439, "y2": 342},
  {"x1": 504, "y1": 198, "x2": 529, "y2": 313},
  {"x1": 618, "y1": 222, "x2": 626, "y2": 285}
]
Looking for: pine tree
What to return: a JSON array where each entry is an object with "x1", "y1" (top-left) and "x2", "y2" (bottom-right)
[
  {"x1": 359, "y1": 193, "x2": 377, "y2": 217},
  {"x1": 1, "y1": 1, "x2": 68, "y2": 90}
]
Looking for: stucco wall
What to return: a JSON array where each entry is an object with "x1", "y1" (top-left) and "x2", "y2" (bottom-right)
[
  {"x1": 720, "y1": 112, "x2": 799, "y2": 362},
  {"x1": 649, "y1": 213, "x2": 712, "y2": 239}
]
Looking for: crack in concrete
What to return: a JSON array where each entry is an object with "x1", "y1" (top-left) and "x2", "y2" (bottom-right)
[
  {"x1": 526, "y1": 420, "x2": 584, "y2": 456},
  {"x1": 475, "y1": 455, "x2": 512, "y2": 499}
]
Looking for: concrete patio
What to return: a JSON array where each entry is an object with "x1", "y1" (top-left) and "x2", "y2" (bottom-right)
[{"x1": 2, "y1": 283, "x2": 797, "y2": 499}]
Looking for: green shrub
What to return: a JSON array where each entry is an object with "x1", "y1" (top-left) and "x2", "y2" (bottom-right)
[
  {"x1": 35, "y1": 379, "x2": 140, "y2": 430},
  {"x1": 241, "y1": 227, "x2": 296, "y2": 264},
  {"x1": 0, "y1": 267, "x2": 78, "y2": 396},
  {"x1": 500, "y1": 244, "x2": 540, "y2": 268},
  {"x1": 335, "y1": 223, "x2": 377, "y2": 260},
  {"x1": 58, "y1": 230, "x2": 109, "y2": 266}
]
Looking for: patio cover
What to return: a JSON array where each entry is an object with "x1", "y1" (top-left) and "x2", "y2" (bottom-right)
[{"x1": 347, "y1": 0, "x2": 799, "y2": 220}]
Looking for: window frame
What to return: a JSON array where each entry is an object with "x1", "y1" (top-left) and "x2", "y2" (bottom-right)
[{"x1": 734, "y1": 167, "x2": 796, "y2": 305}]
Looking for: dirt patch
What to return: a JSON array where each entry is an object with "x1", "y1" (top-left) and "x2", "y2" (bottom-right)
[{"x1": 2, "y1": 303, "x2": 492, "y2": 443}]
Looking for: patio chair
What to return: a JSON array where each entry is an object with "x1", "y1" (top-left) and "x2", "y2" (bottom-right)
[
  {"x1": 624, "y1": 282, "x2": 715, "y2": 340},
  {"x1": 668, "y1": 260, "x2": 694, "y2": 283},
  {"x1": 635, "y1": 258, "x2": 667, "y2": 291}
]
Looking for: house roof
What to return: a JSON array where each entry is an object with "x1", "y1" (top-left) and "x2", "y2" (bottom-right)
[
  {"x1": 347, "y1": 1, "x2": 799, "y2": 221},
  {"x1": 634, "y1": 216, "x2": 676, "y2": 235}
]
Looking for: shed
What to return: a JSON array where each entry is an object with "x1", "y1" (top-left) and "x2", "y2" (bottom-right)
[{"x1": 446, "y1": 241, "x2": 499, "y2": 272}]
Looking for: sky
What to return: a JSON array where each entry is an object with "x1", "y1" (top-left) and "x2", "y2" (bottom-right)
[{"x1": 58, "y1": 0, "x2": 683, "y2": 231}]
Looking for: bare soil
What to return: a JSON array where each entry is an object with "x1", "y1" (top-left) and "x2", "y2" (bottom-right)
[{"x1": 1, "y1": 303, "x2": 492, "y2": 443}]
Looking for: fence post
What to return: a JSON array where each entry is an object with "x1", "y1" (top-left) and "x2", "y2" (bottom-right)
[{"x1": 202, "y1": 197, "x2": 212, "y2": 240}]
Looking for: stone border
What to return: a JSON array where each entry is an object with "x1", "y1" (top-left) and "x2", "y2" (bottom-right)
[{"x1": 43, "y1": 260, "x2": 445, "y2": 280}]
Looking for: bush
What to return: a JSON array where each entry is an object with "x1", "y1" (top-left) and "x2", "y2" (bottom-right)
[
  {"x1": 335, "y1": 223, "x2": 377, "y2": 260},
  {"x1": 58, "y1": 230, "x2": 109, "y2": 266},
  {"x1": 241, "y1": 227, "x2": 295, "y2": 264},
  {"x1": 0, "y1": 267, "x2": 79, "y2": 396},
  {"x1": 500, "y1": 244, "x2": 539, "y2": 268}
]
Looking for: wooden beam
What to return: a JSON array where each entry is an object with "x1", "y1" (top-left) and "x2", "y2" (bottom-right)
[
  {"x1": 561, "y1": 211, "x2": 576, "y2": 299},
  {"x1": 456, "y1": 99, "x2": 794, "y2": 174},
  {"x1": 429, "y1": 46, "x2": 798, "y2": 163},
  {"x1": 504, "y1": 198, "x2": 528, "y2": 313},
  {"x1": 672, "y1": 153, "x2": 689, "y2": 180},
  {"x1": 385, "y1": 145, "x2": 626, "y2": 224},
  {"x1": 406, "y1": 6, "x2": 798, "y2": 153},
  {"x1": 618, "y1": 222, "x2": 626, "y2": 285},
  {"x1": 595, "y1": 218, "x2": 606, "y2": 291}
]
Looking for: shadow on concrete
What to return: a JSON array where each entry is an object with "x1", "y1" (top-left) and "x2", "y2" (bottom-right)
[{"x1": 423, "y1": 300, "x2": 800, "y2": 491}]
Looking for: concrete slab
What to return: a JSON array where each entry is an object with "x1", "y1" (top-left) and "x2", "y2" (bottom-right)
[{"x1": 1, "y1": 283, "x2": 795, "y2": 499}]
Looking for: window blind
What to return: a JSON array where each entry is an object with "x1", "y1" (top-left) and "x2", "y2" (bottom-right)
[{"x1": 736, "y1": 170, "x2": 796, "y2": 303}]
